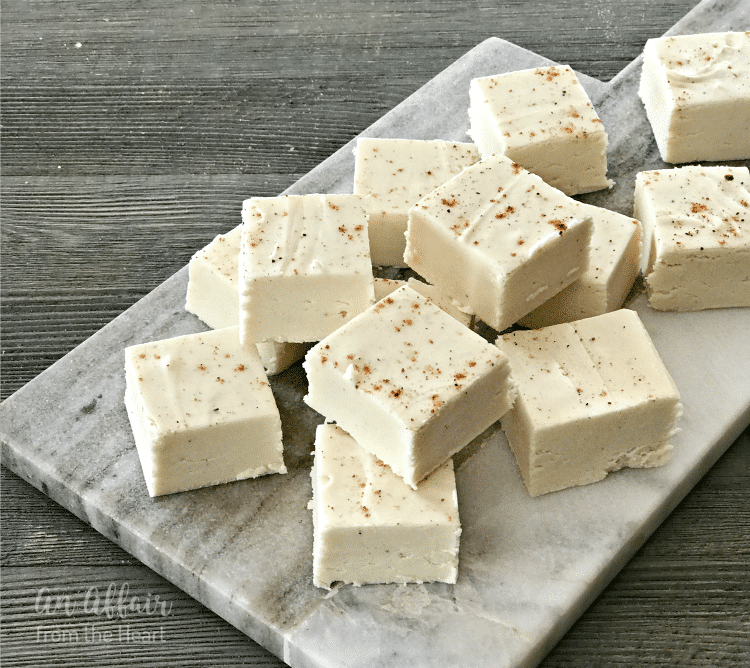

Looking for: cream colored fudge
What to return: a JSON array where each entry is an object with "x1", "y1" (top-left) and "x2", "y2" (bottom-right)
[
  {"x1": 634, "y1": 165, "x2": 750, "y2": 311},
  {"x1": 404, "y1": 153, "x2": 593, "y2": 332},
  {"x1": 519, "y1": 205, "x2": 642, "y2": 328},
  {"x1": 185, "y1": 225, "x2": 312, "y2": 375},
  {"x1": 303, "y1": 285, "x2": 516, "y2": 489},
  {"x1": 310, "y1": 424, "x2": 460, "y2": 588},
  {"x1": 186, "y1": 225, "x2": 243, "y2": 330},
  {"x1": 353, "y1": 138, "x2": 480, "y2": 267},
  {"x1": 468, "y1": 65, "x2": 612, "y2": 195},
  {"x1": 497, "y1": 309, "x2": 682, "y2": 497},
  {"x1": 239, "y1": 194, "x2": 374, "y2": 345},
  {"x1": 374, "y1": 277, "x2": 475, "y2": 328},
  {"x1": 638, "y1": 31, "x2": 750, "y2": 164},
  {"x1": 124, "y1": 326, "x2": 285, "y2": 497}
]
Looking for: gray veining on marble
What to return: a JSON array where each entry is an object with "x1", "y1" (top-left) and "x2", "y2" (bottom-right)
[{"x1": 2, "y1": 1, "x2": 749, "y2": 667}]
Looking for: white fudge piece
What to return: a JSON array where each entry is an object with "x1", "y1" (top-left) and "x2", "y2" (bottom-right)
[
  {"x1": 404, "y1": 154, "x2": 593, "y2": 332},
  {"x1": 518, "y1": 205, "x2": 642, "y2": 328},
  {"x1": 497, "y1": 309, "x2": 682, "y2": 497},
  {"x1": 303, "y1": 285, "x2": 516, "y2": 489},
  {"x1": 638, "y1": 31, "x2": 750, "y2": 164},
  {"x1": 353, "y1": 138, "x2": 480, "y2": 267},
  {"x1": 185, "y1": 225, "x2": 312, "y2": 375},
  {"x1": 634, "y1": 165, "x2": 750, "y2": 311},
  {"x1": 468, "y1": 65, "x2": 612, "y2": 195},
  {"x1": 124, "y1": 326, "x2": 285, "y2": 497},
  {"x1": 186, "y1": 225, "x2": 243, "y2": 330},
  {"x1": 310, "y1": 423, "x2": 461, "y2": 589},
  {"x1": 239, "y1": 194, "x2": 374, "y2": 344},
  {"x1": 374, "y1": 277, "x2": 475, "y2": 328}
]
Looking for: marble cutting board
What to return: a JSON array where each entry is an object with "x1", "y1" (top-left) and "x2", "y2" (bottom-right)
[{"x1": 2, "y1": 1, "x2": 749, "y2": 666}]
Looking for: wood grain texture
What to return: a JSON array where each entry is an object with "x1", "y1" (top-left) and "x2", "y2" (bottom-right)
[{"x1": 2, "y1": 0, "x2": 749, "y2": 666}]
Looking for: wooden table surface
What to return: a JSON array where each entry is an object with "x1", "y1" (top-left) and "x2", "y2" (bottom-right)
[{"x1": 2, "y1": 0, "x2": 749, "y2": 666}]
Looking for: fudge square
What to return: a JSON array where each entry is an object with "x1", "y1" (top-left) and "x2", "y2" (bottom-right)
[
  {"x1": 239, "y1": 194, "x2": 374, "y2": 345},
  {"x1": 634, "y1": 165, "x2": 750, "y2": 311},
  {"x1": 638, "y1": 31, "x2": 750, "y2": 164},
  {"x1": 518, "y1": 203, "x2": 642, "y2": 328},
  {"x1": 404, "y1": 153, "x2": 593, "y2": 332},
  {"x1": 124, "y1": 326, "x2": 285, "y2": 497},
  {"x1": 310, "y1": 423, "x2": 461, "y2": 588},
  {"x1": 468, "y1": 65, "x2": 612, "y2": 195},
  {"x1": 303, "y1": 285, "x2": 516, "y2": 489},
  {"x1": 185, "y1": 224, "x2": 312, "y2": 375},
  {"x1": 496, "y1": 309, "x2": 682, "y2": 497},
  {"x1": 353, "y1": 137, "x2": 480, "y2": 267}
]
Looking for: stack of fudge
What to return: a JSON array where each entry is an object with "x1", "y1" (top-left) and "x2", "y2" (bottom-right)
[{"x1": 124, "y1": 31, "x2": 749, "y2": 589}]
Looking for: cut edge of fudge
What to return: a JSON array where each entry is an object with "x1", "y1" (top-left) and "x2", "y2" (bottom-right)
[
  {"x1": 310, "y1": 423, "x2": 461, "y2": 589},
  {"x1": 185, "y1": 225, "x2": 243, "y2": 331}
]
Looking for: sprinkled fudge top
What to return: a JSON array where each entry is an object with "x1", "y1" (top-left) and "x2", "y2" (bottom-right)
[
  {"x1": 190, "y1": 224, "x2": 242, "y2": 284},
  {"x1": 240, "y1": 194, "x2": 371, "y2": 278},
  {"x1": 497, "y1": 309, "x2": 680, "y2": 426},
  {"x1": 410, "y1": 153, "x2": 592, "y2": 271},
  {"x1": 645, "y1": 31, "x2": 750, "y2": 103},
  {"x1": 637, "y1": 166, "x2": 750, "y2": 254},
  {"x1": 353, "y1": 137, "x2": 480, "y2": 215},
  {"x1": 470, "y1": 65, "x2": 605, "y2": 148},
  {"x1": 125, "y1": 327, "x2": 275, "y2": 433},
  {"x1": 308, "y1": 285, "x2": 508, "y2": 429},
  {"x1": 314, "y1": 423, "x2": 459, "y2": 528}
]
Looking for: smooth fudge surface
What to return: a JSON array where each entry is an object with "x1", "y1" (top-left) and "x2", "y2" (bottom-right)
[
  {"x1": 404, "y1": 153, "x2": 593, "y2": 332},
  {"x1": 310, "y1": 424, "x2": 460, "y2": 589},
  {"x1": 353, "y1": 137, "x2": 480, "y2": 267},
  {"x1": 239, "y1": 194, "x2": 374, "y2": 345},
  {"x1": 638, "y1": 31, "x2": 750, "y2": 164},
  {"x1": 497, "y1": 309, "x2": 682, "y2": 497},
  {"x1": 468, "y1": 65, "x2": 612, "y2": 195},
  {"x1": 124, "y1": 326, "x2": 285, "y2": 497},
  {"x1": 185, "y1": 224, "x2": 312, "y2": 375},
  {"x1": 518, "y1": 204, "x2": 642, "y2": 328},
  {"x1": 634, "y1": 165, "x2": 750, "y2": 311},
  {"x1": 303, "y1": 285, "x2": 516, "y2": 489}
]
